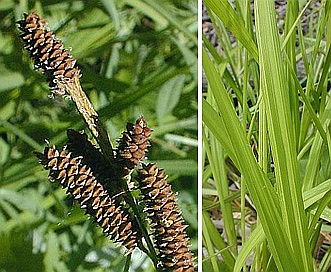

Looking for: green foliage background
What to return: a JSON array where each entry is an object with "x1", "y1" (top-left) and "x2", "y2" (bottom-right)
[{"x1": 0, "y1": 0, "x2": 197, "y2": 271}]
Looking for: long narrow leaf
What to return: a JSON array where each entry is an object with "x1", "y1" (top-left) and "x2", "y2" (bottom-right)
[
  {"x1": 255, "y1": 1, "x2": 312, "y2": 270},
  {"x1": 203, "y1": 0, "x2": 258, "y2": 61},
  {"x1": 202, "y1": 45, "x2": 297, "y2": 269}
]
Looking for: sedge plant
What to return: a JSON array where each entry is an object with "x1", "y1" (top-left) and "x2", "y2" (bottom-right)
[{"x1": 202, "y1": 0, "x2": 331, "y2": 271}]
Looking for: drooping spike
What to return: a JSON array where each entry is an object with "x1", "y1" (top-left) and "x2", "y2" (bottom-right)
[
  {"x1": 35, "y1": 145, "x2": 138, "y2": 253},
  {"x1": 137, "y1": 163, "x2": 195, "y2": 271}
]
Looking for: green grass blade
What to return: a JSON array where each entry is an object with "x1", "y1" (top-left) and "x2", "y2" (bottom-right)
[
  {"x1": 202, "y1": 45, "x2": 297, "y2": 269},
  {"x1": 254, "y1": 1, "x2": 312, "y2": 270},
  {"x1": 233, "y1": 224, "x2": 265, "y2": 272},
  {"x1": 203, "y1": 0, "x2": 258, "y2": 61},
  {"x1": 202, "y1": 211, "x2": 222, "y2": 272},
  {"x1": 203, "y1": 124, "x2": 237, "y2": 255},
  {"x1": 302, "y1": 98, "x2": 331, "y2": 191},
  {"x1": 202, "y1": 211, "x2": 235, "y2": 271}
]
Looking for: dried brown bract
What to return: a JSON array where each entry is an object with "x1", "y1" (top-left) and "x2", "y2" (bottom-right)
[
  {"x1": 17, "y1": 12, "x2": 81, "y2": 96},
  {"x1": 34, "y1": 146, "x2": 138, "y2": 252},
  {"x1": 137, "y1": 164, "x2": 195, "y2": 272}
]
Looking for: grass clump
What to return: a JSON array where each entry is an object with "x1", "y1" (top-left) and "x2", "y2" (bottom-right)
[{"x1": 203, "y1": 1, "x2": 331, "y2": 271}]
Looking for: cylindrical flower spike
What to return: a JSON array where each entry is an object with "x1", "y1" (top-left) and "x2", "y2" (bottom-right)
[
  {"x1": 116, "y1": 116, "x2": 152, "y2": 177},
  {"x1": 65, "y1": 129, "x2": 131, "y2": 200},
  {"x1": 17, "y1": 12, "x2": 114, "y2": 163},
  {"x1": 17, "y1": 12, "x2": 81, "y2": 96},
  {"x1": 137, "y1": 163, "x2": 195, "y2": 271},
  {"x1": 34, "y1": 145, "x2": 138, "y2": 253}
]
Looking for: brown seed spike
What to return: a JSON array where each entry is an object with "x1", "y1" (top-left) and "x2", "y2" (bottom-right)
[
  {"x1": 137, "y1": 163, "x2": 195, "y2": 271},
  {"x1": 65, "y1": 129, "x2": 120, "y2": 194},
  {"x1": 35, "y1": 145, "x2": 138, "y2": 253},
  {"x1": 17, "y1": 12, "x2": 81, "y2": 96},
  {"x1": 116, "y1": 116, "x2": 152, "y2": 177},
  {"x1": 17, "y1": 12, "x2": 114, "y2": 159}
]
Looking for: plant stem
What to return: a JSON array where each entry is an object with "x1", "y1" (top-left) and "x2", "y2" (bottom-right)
[{"x1": 57, "y1": 76, "x2": 114, "y2": 163}]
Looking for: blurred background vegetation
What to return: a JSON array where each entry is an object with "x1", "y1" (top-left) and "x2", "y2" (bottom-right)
[{"x1": 0, "y1": 0, "x2": 197, "y2": 271}]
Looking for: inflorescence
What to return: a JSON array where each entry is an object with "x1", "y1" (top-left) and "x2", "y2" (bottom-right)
[
  {"x1": 17, "y1": 12, "x2": 81, "y2": 96},
  {"x1": 18, "y1": 11, "x2": 195, "y2": 271},
  {"x1": 34, "y1": 145, "x2": 138, "y2": 252}
]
